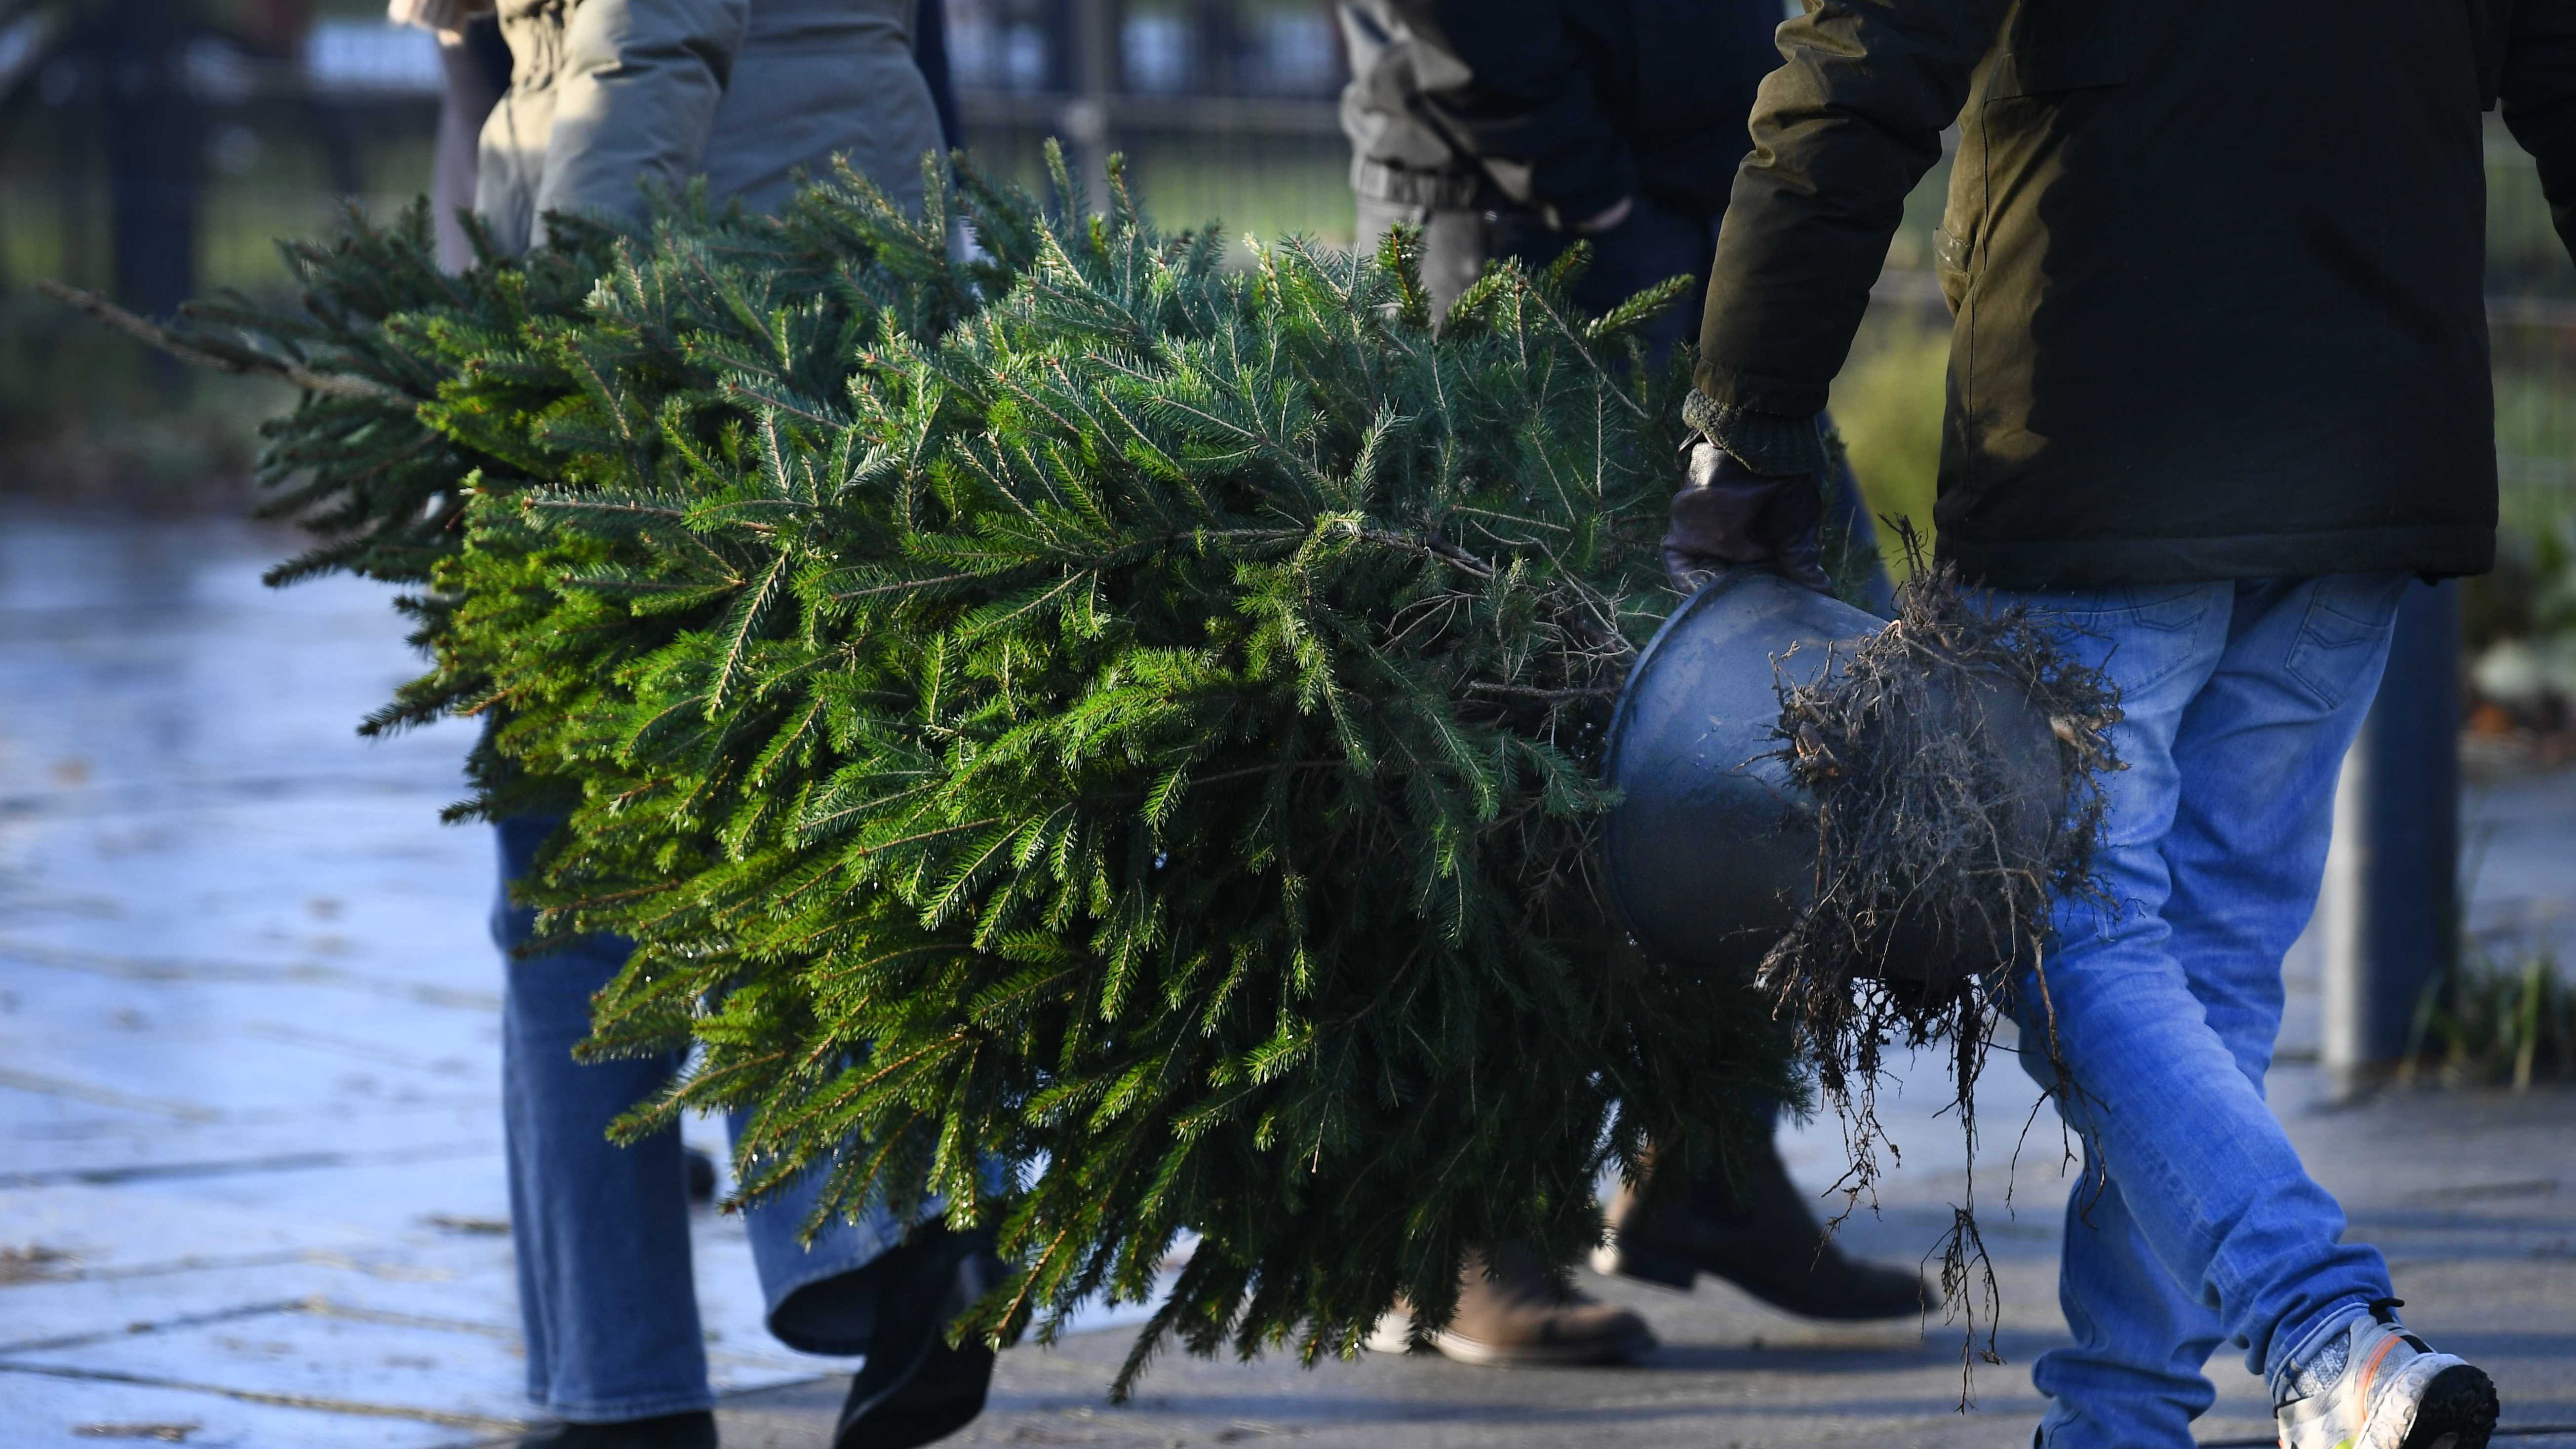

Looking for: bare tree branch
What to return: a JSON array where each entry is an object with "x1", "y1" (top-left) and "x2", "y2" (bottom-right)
[{"x1": 35, "y1": 280, "x2": 411, "y2": 403}]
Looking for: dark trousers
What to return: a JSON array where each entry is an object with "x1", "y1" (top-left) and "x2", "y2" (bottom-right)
[{"x1": 1358, "y1": 193, "x2": 1718, "y2": 365}]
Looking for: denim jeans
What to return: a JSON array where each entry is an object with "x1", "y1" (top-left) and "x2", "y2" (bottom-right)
[
  {"x1": 494, "y1": 815, "x2": 907, "y2": 1421},
  {"x1": 1993, "y1": 575, "x2": 2410, "y2": 1448}
]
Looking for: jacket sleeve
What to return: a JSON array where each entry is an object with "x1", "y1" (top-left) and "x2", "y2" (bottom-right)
[
  {"x1": 2503, "y1": 0, "x2": 2576, "y2": 266},
  {"x1": 1382, "y1": 0, "x2": 1635, "y2": 228},
  {"x1": 536, "y1": 0, "x2": 750, "y2": 231},
  {"x1": 1694, "y1": 0, "x2": 2010, "y2": 418}
]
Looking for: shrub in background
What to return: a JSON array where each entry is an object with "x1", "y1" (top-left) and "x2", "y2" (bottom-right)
[
  {"x1": 2406, "y1": 943, "x2": 2576, "y2": 1091},
  {"x1": 1827, "y1": 311, "x2": 1948, "y2": 577}
]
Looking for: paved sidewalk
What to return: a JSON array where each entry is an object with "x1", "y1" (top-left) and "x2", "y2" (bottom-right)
[
  {"x1": 0, "y1": 515, "x2": 851, "y2": 1447},
  {"x1": 2, "y1": 510, "x2": 2572, "y2": 1449},
  {"x1": 762, "y1": 1077, "x2": 2571, "y2": 1449}
]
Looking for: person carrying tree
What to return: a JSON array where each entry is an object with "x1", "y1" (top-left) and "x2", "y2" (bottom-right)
[
  {"x1": 1334, "y1": 0, "x2": 1930, "y2": 1369},
  {"x1": 1665, "y1": 0, "x2": 2576, "y2": 1444},
  {"x1": 385, "y1": 0, "x2": 988, "y2": 1444}
]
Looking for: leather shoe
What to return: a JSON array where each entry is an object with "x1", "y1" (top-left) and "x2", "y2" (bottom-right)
[
  {"x1": 832, "y1": 1224, "x2": 1004, "y2": 1449},
  {"x1": 1596, "y1": 1138, "x2": 1930, "y2": 1321}
]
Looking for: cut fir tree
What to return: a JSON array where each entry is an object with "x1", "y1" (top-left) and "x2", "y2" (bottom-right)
[{"x1": 436, "y1": 159, "x2": 1795, "y2": 1393}]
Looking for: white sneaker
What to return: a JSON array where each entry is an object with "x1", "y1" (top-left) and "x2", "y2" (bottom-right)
[{"x1": 2273, "y1": 1301, "x2": 2497, "y2": 1449}]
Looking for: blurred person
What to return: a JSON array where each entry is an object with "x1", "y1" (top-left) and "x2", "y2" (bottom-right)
[
  {"x1": 387, "y1": 0, "x2": 513, "y2": 270},
  {"x1": 1665, "y1": 0, "x2": 2576, "y2": 1444},
  {"x1": 911, "y1": 0, "x2": 963, "y2": 154},
  {"x1": 402, "y1": 0, "x2": 958, "y2": 271},
  {"x1": 384, "y1": 0, "x2": 984, "y2": 1444},
  {"x1": 1339, "y1": 0, "x2": 1775, "y2": 357},
  {"x1": 470, "y1": 0, "x2": 941, "y2": 255},
  {"x1": 1336, "y1": 0, "x2": 1925, "y2": 1370}
]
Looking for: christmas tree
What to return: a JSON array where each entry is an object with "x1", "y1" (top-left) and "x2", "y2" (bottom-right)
[{"x1": 430, "y1": 157, "x2": 1790, "y2": 1391}]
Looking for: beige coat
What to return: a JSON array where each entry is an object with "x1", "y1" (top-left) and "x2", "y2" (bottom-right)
[{"x1": 475, "y1": 0, "x2": 940, "y2": 254}]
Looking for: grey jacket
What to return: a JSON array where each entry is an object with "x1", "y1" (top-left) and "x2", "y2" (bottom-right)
[{"x1": 476, "y1": 0, "x2": 942, "y2": 253}]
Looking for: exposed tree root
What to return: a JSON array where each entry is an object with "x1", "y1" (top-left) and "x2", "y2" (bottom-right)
[{"x1": 1763, "y1": 525, "x2": 2122, "y2": 1402}]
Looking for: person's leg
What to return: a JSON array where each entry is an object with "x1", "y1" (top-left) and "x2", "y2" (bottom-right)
[
  {"x1": 2003, "y1": 578, "x2": 2404, "y2": 1448},
  {"x1": 731, "y1": 1116, "x2": 910, "y2": 1354},
  {"x1": 494, "y1": 815, "x2": 717, "y2": 1424},
  {"x1": 826, "y1": 1220, "x2": 1005, "y2": 1449},
  {"x1": 2038, "y1": 1175, "x2": 2228, "y2": 1445},
  {"x1": 730, "y1": 1118, "x2": 1008, "y2": 1447},
  {"x1": 2015, "y1": 582, "x2": 2239, "y2": 1444},
  {"x1": 2158, "y1": 578, "x2": 2407, "y2": 1089},
  {"x1": 1419, "y1": 206, "x2": 1500, "y2": 321},
  {"x1": 501, "y1": 1001, "x2": 556, "y2": 1409},
  {"x1": 1596, "y1": 1103, "x2": 1930, "y2": 1321},
  {"x1": 1565, "y1": 199, "x2": 1911, "y2": 1311},
  {"x1": 2036, "y1": 577, "x2": 2400, "y2": 1436},
  {"x1": 1351, "y1": 194, "x2": 1427, "y2": 259},
  {"x1": 1551, "y1": 197, "x2": 1712, "y2": 363}
]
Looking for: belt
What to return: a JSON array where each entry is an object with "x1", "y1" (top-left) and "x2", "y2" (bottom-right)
[{"x1": 1352, "y1": 158, "x2": 1482, "y2": 212}]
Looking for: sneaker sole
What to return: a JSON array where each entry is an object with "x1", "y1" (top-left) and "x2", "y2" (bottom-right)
[{"x1": 2396, "y1": 1363, "x2": 2499, "y2": 1449}]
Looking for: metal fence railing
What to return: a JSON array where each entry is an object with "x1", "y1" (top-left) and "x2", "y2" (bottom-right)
[{"x1": 945, "y1": 0, "x2": 1350, "y2": 243}]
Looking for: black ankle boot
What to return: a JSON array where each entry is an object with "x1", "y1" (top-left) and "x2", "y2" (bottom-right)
[
  {"x1": 832, "y1": 1225, "x2": 1004, "y2": 1449},
  {"x1": 518, "y1": 1410, "x2": 717, "y2": 1449},
  {"x1": 1597, "y1": 1138, "x2": 1931, "y2": 1322}
]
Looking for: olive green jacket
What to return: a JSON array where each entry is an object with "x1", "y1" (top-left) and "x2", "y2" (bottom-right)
[
  {"x1": 475, "y1": 0, "x2": 940, "y2": 254},
  {"x1": 1696, "y1": 0, "x2": 2576, "y2": 587}
]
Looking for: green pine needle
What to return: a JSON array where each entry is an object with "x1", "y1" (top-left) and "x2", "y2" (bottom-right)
[{"x1": 190, "y1": 146, "x2": 1791, "y2": 1398}]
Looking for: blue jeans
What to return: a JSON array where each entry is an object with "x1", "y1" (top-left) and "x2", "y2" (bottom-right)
[
  {"x1": 495, "y1": 815, "x2": 907, "y2": 1421},
  {"x1": 1995, "y1": 575, "x2": 2409, "y2": 1447}
]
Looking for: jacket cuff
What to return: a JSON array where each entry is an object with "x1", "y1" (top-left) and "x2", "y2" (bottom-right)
[
  {"x1": 1681, "y1": 389, "x2": 1828, "y2": 477},
  {"x1": 1690, "y1": 357, "x2": 1833, "y2": 417}
]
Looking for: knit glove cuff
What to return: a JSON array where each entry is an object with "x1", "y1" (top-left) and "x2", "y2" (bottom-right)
[{"x1": 1681, "y1": 389, "x2": 1828, "y2": 478}]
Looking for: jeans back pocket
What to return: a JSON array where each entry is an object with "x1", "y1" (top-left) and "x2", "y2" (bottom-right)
[{"x1": 2283, "y1": 573, "x2": 2409, "y2": 710}]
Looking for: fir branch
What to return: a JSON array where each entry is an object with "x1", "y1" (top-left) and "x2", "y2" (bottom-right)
[
  {"x1": 38, "y1": 279, "x2": 410, "y2": 401},
  {"x1": 197, "y1": 160, "x2": 1775, "y2": 1403}
]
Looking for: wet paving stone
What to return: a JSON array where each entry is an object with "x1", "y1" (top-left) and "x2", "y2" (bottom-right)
[{"x1": 0, "y1": 513, "x2": 840, "y2": 1446}]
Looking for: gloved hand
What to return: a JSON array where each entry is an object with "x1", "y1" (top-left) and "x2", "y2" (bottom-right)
[{"x1": 1662, "y1": 436, "x2": 1830, "y2": 595}]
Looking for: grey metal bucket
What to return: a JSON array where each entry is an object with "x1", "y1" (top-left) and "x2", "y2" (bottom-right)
[{"x1": 1600, "y1": 569, "x2": 2065, "y2": 990}]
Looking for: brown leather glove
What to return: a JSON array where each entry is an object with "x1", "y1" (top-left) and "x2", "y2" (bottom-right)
[{"x1": 1662, "y1": 437, "x2": 1830, "y2": 595}]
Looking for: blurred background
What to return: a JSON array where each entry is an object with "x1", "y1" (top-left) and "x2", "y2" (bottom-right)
[
  {"x1": 0, "y1": 0, "x2": 1360, "y2": 511},
  {"x1": 0, "y1": 0, "x2": 2571, "y2": 767}
]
